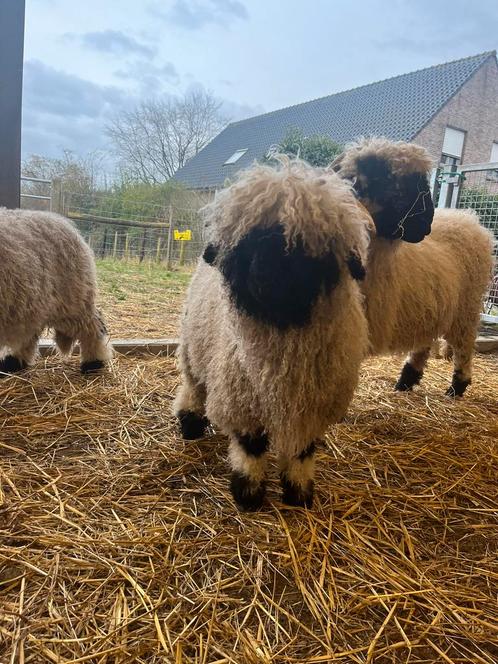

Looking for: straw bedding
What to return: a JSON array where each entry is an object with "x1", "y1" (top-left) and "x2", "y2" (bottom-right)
[{"x1": 1, "y1": 352, "x2": 497, "y2": 663}]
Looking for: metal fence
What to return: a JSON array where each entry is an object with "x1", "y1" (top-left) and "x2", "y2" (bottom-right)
[
  {"x1": 434, "y1": 162, "x2": 498, "y2": 323},
  {"x1": 19, "y1": 181, "x2": 210, "y2": 268},
  {"x1": 61, "y1": 191, "x2": 207, "y2": 268}
]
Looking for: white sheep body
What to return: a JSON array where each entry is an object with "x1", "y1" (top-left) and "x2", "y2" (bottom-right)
[
  {"x1": 0, "y1": 208, "x2": 112, "y2": 372},
  {"x1": 175, "y1": 160, "x2": 370, "y2": 510},
  {"x1": 334, "y1": 137, "x2": 495, "y2": 395},
  {"x1": 364, "y1": 209, "x2": 494, "y2": 356}
]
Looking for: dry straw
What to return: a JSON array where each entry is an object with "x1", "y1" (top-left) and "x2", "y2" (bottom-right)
[{"x1": 1, "y1": 352, "x2": 497, "y2": 662}]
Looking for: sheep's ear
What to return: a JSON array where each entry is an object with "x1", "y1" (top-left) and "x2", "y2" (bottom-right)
[
  {"x1": 203, "y1": 243, "x2": 219, "y2": 265},
  {"x1": 347, "y1": 252, "x2": 366, "y2": 281}
]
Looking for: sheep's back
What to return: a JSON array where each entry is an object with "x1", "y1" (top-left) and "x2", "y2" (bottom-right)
[{"x1": 0, "y1": 209, "x2": 97, "y2": 334}]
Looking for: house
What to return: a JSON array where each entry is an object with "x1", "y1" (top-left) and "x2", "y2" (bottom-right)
[{"x1": 173, "y1": 51, "x2": 498, "y2": 190}]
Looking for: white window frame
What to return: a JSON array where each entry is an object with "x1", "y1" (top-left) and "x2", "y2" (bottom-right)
[
  {"x1": 224, "y1": 149, "x2": 248, "y2": 166},
  {"x1": 441, "y1": 126, "x2": 465, "y2": 161}
]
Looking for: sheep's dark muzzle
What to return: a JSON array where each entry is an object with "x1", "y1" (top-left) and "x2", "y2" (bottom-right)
[
  {"x1": 354, "y1": 155, "x2": 434, "y2": 243},
  {"x1": 217, "y1": 224, "x2": 341, "y2": 330}
]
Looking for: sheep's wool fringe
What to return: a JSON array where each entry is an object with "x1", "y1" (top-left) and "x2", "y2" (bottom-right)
[{"x1": 177, "y1": 160, "x2": 371, "y2": 457}]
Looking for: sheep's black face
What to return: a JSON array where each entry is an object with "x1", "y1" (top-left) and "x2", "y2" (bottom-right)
[
  {"x1": 205, "y1": 225, "x2": 341, "y2": 330},
  {"x1": 354, "y1": 155, "x2": 434, "y2": 243}
]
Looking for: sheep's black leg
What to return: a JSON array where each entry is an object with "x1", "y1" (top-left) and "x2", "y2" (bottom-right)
[
  {"x1": 0, "y1": 355, "x2": 26, "y2": 375},
  {"x1": 279, "y1": 441, "x2": 316, "y2": 508},
  {"x1": 178, "y1": 410, "x2": 210, "y2": 440},
  {"x1": 445, "y1": 334, "x2": 474, "y2": 397},
  {"x1": 446, "y1": 369, "x2": 471, "y2": 397},
  {"x1": 229, "y1": 430, "x2": 269, "y2": 511},
  {"x1": 395, "y1": 347, "x2": 430, "y2": 391}
]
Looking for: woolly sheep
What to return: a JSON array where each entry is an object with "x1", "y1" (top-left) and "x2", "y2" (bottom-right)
[
  {"x1": 333, "y1": 138, "x2": 495, "y2": 397},
  {"x1": 0, "y1": 208, "x2": 112, "y2": 374},
  {"x1": 174, "y1": 159, "x2": 371, "y2": 511}
]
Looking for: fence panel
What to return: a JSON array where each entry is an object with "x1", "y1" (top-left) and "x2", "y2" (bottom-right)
[
  {"x1": 452, "y1": 163, "x2": 498, "y2": 322},
  {"x1": 60, "y1": 191, "x2": 207, "y2": 268}
]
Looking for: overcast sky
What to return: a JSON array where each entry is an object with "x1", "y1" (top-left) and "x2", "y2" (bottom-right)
[{"x1": 23, "y1": 0, "x2": 498, "y2": 161}]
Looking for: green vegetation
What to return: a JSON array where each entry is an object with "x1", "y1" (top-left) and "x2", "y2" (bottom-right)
[
  {"x1": 267, "y1": 127, "x2": 343, "y2": 167},
  {"x1": 96, "y1": 258, "x2": 192, "y2": 300}
]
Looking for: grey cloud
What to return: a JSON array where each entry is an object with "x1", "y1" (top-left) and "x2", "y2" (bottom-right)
[
  {"x1": 151, "y1": 0, "x2": 248, "y2": 29},
  {"x1": 379, "y1": 0, "x2": 498, "y2": 55},
  {"x1": 23, "y1": 60, "x2": 128, "y2": 119},
  {"x1": 115, "y1": 60, "x2": 180, "y2": 91},
  {"x1": 79, "y1": 29, "x2": 157, "y2": 58},
  {"x1": 22, "y1": 60, "x2": 134, "y2": 159}
]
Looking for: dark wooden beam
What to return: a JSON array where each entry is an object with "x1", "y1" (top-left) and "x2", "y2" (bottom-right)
[{"x1": 0, "y1": 0, "x2": 26, "y2": 209}]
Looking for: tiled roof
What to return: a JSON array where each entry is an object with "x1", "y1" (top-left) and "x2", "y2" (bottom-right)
[{"x1": 173, "y1": 51, "x2": 496, "y2": 189}]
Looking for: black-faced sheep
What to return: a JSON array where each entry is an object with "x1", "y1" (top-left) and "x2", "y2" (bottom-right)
[
  {"x1": 174, "y1": 159, "x2": 371, "y2": 511},
  {"x1": 0, "y1": 208, "x2": 112, "y2": 374},
  {"x1": 332, "y1": 138, "x2": 495, "y2": 397}
]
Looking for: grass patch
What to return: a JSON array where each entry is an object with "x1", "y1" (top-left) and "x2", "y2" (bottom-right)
[{"x1": 95, "y1": 258, "x2": 193, "y2": 338}]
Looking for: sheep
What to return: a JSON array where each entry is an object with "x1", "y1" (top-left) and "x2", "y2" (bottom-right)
[
  {"x1": 332, "y1": 137, "x2": 495, "y2": 397},
  {"x1": 0, "y1": 208, "x2": 112, "y2": 374},
  {"x1": 174, "y1": 158, "x2": 371, "y2": 511}
]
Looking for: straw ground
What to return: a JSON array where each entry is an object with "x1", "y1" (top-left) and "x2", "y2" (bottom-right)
[{"x1": 1, "y1": 350, "x2": 497, "y2": 662}]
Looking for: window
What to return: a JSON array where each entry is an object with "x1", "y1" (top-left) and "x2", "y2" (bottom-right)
[
  {"x1": 441, "y1": 127, "x2": 465, "y2": 163},
  {"x1": 491, "y1": 142, "x2": 498, "y2": 163},
  {"x1": 224, "y1": 149, "x2": 248, "y2": 165},
  {"x1": 487, "y1": 142, "x2": 498, "y2": 182}
]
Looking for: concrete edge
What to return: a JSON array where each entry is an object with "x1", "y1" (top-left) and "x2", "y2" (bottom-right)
[{"x1": 39, "y1": 336, "x2": 498, "y2": 357}]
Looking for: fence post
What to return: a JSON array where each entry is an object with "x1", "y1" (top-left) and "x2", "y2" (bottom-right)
[
  {"x1": 156, "y1": 234, "x2": 162, "y2": 262},
  {"x1": 113, "y1": 231, "x2": 118, "y2": 258},
  {"x1": 139, "y1": 228, "x2": 147, "y2": 263},
  {"x1": 165, "y1": 205, "x2": 174, "y2": 271},
  {"x1": 101, "y1": 228, "x2": 108, "y2": 259},
  {"x1": 124, "y1": 233, "x2": 129, "y2": 260}
]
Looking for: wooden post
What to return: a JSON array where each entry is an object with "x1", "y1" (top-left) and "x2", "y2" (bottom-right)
[
  {"x1": 179, "y1": 239, "x2": 185, "y2": 266},
  {"x1": 0, "y1": 0, "x2": 26, "y2": 209},
  {"x1": 124, "y1": 233, "x2": 129, "y2": 260},
  {"x1": 156, "y1": 234, "x2": 162, "y2": 262},
  {"x1": 139, "y1": 228, "x2": 147, "y2": 263},
  {"x1": 165, "y1": 205, "x2": 174, "y2": 271},
  {"x1": 101, "y1": 228, "x2": 108, "y2": 259},
  {"x1": 113, "y1": 231, "x2": 118, "y2": 258}
]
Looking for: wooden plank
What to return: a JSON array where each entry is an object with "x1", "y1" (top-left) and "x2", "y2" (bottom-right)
[
  {"x1": 38, "y1": 336, "x2": 498, "y2": 359},
  {"x1": 0, "y1": 0, "x2": 25, "y2": 209},
  {"x1": 68, "y1": 212, "x2": 170, "y2": 229},
  {"x1": 475, "y1": 336, "x2": 498, "y2": 354},
  {"x1": 39, "y1": 339, "x2": 179, "y2": 357}
]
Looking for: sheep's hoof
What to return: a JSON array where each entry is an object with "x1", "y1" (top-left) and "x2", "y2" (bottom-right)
[
  {"x1": 0, "y1": 355, "x2": 26, "y2": 375},
  {"x1": 81, "y1": 359, "x2": 105, "y2": 374},
  {"x1": 395, "y1": 363, "x2": 422, "y2": 391},
  {"x1": 281, "y1": 477, "x2": 314, "y2": 509},
  {"x1": 445, "y1": 372, "x2": 470, "y2": 398},
  {"x1": 230, "y1": 472, "x2": 265, "y2": 511},
  {"x1": 178, "y1": 410, "x2": 209, "y2": 440}
]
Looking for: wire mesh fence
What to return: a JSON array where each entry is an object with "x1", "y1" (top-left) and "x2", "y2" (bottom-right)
[
  {"x1": 455, "y1": 164, "x2": 498, "y2": 320},
  {"x1": 60, "y1": 190, "x2": 209, "y2": 267}
]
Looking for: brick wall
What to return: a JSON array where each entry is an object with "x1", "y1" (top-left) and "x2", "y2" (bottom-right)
[{"x1": 414, "y1": 56, "x2": 498, "y2": 166}]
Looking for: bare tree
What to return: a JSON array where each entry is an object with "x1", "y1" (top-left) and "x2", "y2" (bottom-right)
[
  {"x1": 22, "y1": 150, "x2": 107, "y2": 194},
  {"x1": 106, "y1": 90, "x2": 227, "y2": 183}
]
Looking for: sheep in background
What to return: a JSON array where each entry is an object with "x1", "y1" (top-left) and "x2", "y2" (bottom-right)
[
  {"x1": 332, "y1": 138, "x2": 495, "y2": 397},
  {"x1": 174, "y1": 159, "x2": 370, "y2": 511},
  {"x1": 0, "y1": 208, "x2": 112, "y2": 374}
]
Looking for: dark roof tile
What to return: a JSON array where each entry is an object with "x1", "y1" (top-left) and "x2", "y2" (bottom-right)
[{"x1": 174, "y1": 51, "x2": 495, "y2": 189}]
